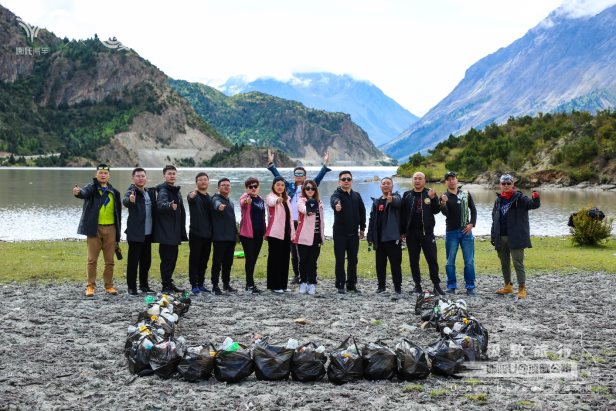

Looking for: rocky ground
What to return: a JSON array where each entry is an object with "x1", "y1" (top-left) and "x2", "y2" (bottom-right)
[{"x1": 1, "y1": 273, "x2": 615, "y2": 410}]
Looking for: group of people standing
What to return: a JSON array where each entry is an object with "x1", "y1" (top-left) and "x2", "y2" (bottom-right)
[{"x1": 73, "y1": 158, "x2": 540, "y2": 300}]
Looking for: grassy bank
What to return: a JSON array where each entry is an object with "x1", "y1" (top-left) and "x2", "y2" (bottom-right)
[{"x1": 1, "y1": 237, "x2": 615, "y2": 285}]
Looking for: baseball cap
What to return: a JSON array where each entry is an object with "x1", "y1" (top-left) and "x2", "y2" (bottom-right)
[
  {"x1": 444, "y1": 171, "x2": 457, "y2": 179},
  {"x1": 500, "y1": 174, "x2": 514, "y2": 183}
]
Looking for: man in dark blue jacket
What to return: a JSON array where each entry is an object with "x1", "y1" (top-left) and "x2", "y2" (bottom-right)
[
  {"x1": 154, "y1": 165, "x2": 188, "y2": 294},
  {"x1": 491, "y1": 174, "x2": 540, "y2": 299},
  {"x1": 73, "y1": 164, "x2": 122, "y2": 297},
  {"x1": 331, "y1": 170, "x2": 366, "y2": 293},
  {"x1": 267, "y1": 149, "x2": 331, "y2": 284},
  {"x1": 401, "y1": 171, "x2": 444, "y2": 295},
  {"x1": 367, "y1": 177, "x2": 403, "y2": 294},
  {"x1": 187, "y1": 172, "x2": 213, "y2": 295},
  {"x1": 123, "y1": 167, "x2": 157, "y2": 296},
  {"x1": 211, "y1": 178, "x2": 238, "y2": 295}
]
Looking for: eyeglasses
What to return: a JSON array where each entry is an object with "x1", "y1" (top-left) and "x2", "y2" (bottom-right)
[
  {"x1": 294, "y1": 173, "x2": 305, "y2": 177},
  {"x1": 500, "y1": 182, "x2": 512, "y2": 186},
  {"x1": 340, "y1": 177, "x2": 352, "y2": 182},
  {"x1": 248, "y1": 184, "x2": 258, "y2": 189},
  {"x1": 305, "y1": 187, "x2": 315, "y2": 191}
]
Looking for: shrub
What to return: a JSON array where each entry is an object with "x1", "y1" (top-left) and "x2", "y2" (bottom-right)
[{"x1": 570, "y1": 206, "x2": 613, "y2": 246}]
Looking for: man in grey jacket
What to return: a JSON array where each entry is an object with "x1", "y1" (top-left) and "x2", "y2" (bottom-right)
[
  {"x1": 211, "y1": 178, "x2": 238, "y2": 295},
  {"x1": 367, "y1": 177, "x2": 403, "y2": 294}
]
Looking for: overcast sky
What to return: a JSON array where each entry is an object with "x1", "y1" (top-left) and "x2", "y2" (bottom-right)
[{"x1": 3, "y1": 0, "x2": 615, "y2": 116}]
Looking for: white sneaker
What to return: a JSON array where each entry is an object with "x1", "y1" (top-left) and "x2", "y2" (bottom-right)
[
  {"x1": 273, "y1": 289, "x2": 284, "y2": 294},
  {"x1": 307, "y1": 284, "x2": 316, "y2": 295},
  {"x1": 283, "y1": 288, "x2": 292, "y2": 292},
  {"x1": 299, "y1": 283, "x2": 307, "y2": 294}
]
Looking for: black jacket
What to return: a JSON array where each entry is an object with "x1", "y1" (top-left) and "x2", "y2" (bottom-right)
[
  {"x1": 211, "y1": 193, "x2": 237, "y2": 242},
  {"x1": 491, "y1": 191, "x2": 540, "y2": 250},
  {"x1": 154, "y1": 183, "x2": 188, "y2": 245},
  {"x1": 330, "y1": 187, "x2": 366, "y2": 237},
  {"x1": 440, "y1": 189, "x2": 477, "y2": 231},
  {"x1": 187, "y1": 191, "x2": 213, "y2": 240},
  {"x1": 123, "y1": 185, "x2": 157, "y2": 242},
  {"x1": 74, "y1": 178, "x2": 121, "y2": 242},
  {"x1": 401, "y1": 188, "x2": 440, "y2": 235},
  {"x1": 367, "y1": 192, "x2": 402, "y2": 249}
]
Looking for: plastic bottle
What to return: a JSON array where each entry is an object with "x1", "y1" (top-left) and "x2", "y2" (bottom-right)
[
  {"x1": 144, "y1": 295, "x2": 156, "y2": 305},
  {"x1": 142, "y1": 339, "x2": 154, "y2": 350},
  {"x1": 286, "y1": 338, "x2": 299, "y2": 349}
]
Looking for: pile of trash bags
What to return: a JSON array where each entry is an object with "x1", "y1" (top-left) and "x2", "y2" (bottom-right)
[{"x1": 124, "y1": 291, "x2": 488, "y2": 383}]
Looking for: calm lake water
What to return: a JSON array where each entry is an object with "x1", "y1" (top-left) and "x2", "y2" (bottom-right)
[{"x1": 0, "y1": 167, "x2": 615, "y2": 241}]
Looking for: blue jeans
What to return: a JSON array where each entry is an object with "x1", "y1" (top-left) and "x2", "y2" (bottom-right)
[{"x1": 445, "y1": 229, "x2": 476, "y2": 290}]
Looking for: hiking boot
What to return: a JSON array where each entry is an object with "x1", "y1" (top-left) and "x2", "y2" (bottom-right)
[
  {"x1": 170, "y1": 283, "x2": 184, "y2": 293},
  {"x1": 394, "y1": 286, "x2": 402, "y2": 294},
  {"x1": 140, "y1": 286, "x2": 156, "y2": 294},
  {"x1": 446, "y1": 288, "x2": 456, "y2": 294},
  {"x1": 199, "y1": 285, "x2": 211, "y2": 293},
  {"x1": 212, "y1": 286, "x2": 223, "y2": 296},
  {"x1": 376, "y1": 286, "x2": 386, "y2": 293},
  {"x1": 127, "y1": 288, "x2": 139, "y2": 296},
  {"x1": 105, "y1": 287, "x2": 118, "y2": 295},
  {"x1": 191, "y1": 287, "x2": 201, "y2": 296},
  {"x1": 223, "y1": 284, "x2": 238, "y2": 293},
  {"x1": 307, "y1": 284, "x2": 316, "y2": 295},
  {"x1": 299, "y1": 283, "x2": 308, "y2": 294},
  {"x1": 161, "y1": 286, "x2": 173, "y2": 294},
  {"x1": 412, "y1": 284, "x2": 423, "y2": 294},
  {"x1": 433, "y1": 284, "x2": 446, "y2": 296},
  {"x1": 291, "y1": 275, "x2": 300, "y2": 284},
  {"x1": 251, "y1": 286, "x2": 262, "y2": 294},
  {"x1": 495, "y1": 283, "x2": 513, "y2": 295},
  {"x1": 517, "y1": 283, "x2": 527, "y2": 299},
  {"x1": 347, "y1": 287, "x2": 361, "y2": 294},
  {"x1": 466, "y1": 288, "x2": 477, "y2": 297},
  {"x1": 85, "y1": 285, "x2": 95, "y2": 297}
]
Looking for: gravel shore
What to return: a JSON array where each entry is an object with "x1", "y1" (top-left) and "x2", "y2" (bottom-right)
[{"x1": 2, "y1": 273, "x2": 615, "y2": 410}]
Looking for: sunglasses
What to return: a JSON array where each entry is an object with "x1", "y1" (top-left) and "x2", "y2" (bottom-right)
[
  {"x1": 248, "y1": 184, "x2": 258, "y2": 189},
  {"x1": 500, "y1": 182, "x2": 512, "y2": 185},
  {"x1": 340, "y1": 177, "x2": 352, "y2": 182},
  {"x1": 294, "y1": 173, "x2": 306, "y2": 177},
  {"x1": 305, "y1": 187, "x2": 315, "y2": 191},
  {"x1": 97, "y1": 166, "x2": 110, "y2": 171}
]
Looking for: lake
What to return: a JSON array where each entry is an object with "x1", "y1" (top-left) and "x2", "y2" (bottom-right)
[{"x1": 0, "y1": 167, "x2": 615, "y2": 241}]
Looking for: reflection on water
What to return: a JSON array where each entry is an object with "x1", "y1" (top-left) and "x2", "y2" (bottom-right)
[{"x1": 0, "y1": 167, "x2": 615, "y2": 241}]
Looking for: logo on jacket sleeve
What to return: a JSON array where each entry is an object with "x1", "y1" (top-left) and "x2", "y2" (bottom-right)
[{"x1": 424, "y1": 198, "x2": 431, "y2": 205}]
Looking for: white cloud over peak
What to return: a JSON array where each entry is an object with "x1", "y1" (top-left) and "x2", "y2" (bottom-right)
[{"x1": 555, "y1": 0, "x2": 616, "y2": 18}]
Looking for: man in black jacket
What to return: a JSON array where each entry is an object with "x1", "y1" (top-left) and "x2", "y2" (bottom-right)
[
  {"x1": 401, "y1": 171, "x2": 444, "y2": 295},
  {"x1": 367, "y1": 177, "x2": 403, "y2": 294},
  {"x1": 72, "y1": 164, "x2": 122, "y2": 297},
  {"x1": 123, "y1": 167, "x2": 157, "y2": 296},
  {"x1": 154, "y1": 165, "x2": 188, "y2": 294},
  {"x1": 439, "y1": 171, "x2": 477, "y2": 296},
  {"x1": 187, "y1": 172, "x2": 213, "y2": 295},
  {"x1": 330, "y1": 170, "x2": 366, "y2": 293},
  {"x1": 491, "y1": 174, "x2": 540, "y2": 299},
  {"x1": 211, "y1": 178, "x2": 238, "y2": 295}
]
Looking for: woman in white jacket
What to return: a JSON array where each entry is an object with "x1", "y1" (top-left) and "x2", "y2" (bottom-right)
[{"x1": 293, "y1": 180, "x2": 324, "y2": 295}]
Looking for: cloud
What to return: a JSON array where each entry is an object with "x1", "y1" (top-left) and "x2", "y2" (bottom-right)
[{"x1": 555, "y1": 0, "x2": 616, "y2": 18}]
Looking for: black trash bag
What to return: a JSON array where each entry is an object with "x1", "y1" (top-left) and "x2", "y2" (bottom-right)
[
  {"x1": 126, "y1": 336, "x2": 155, "y2": 376},
  {"x1": 448, "y1": 319, "x2": 489, "y2": 361},
  {"x1": 214, "y1": 344, "x2": 254, "y2": 383},
  {"x1": 569, "y1": 207, "x2": 606, "y2": 227},
  {"x1": 395, "y1": 339, "x2": 430, "y2": 381},
  {"x1": 415, "y1": 291, "x2": 438, "y2": 315},
  {"x1": 177, "y1": 345, "x2": 215, "y2": 382},
  {"x1": 327, "y1": 336, "x2": 364, "y2": 385},
  {"x1": 149, "y1": 338, "x2": 185, "y2": 379},
  {"x1": 253, "y1": 339, "x2": 294, "y2": 381},
  {"x1": 427, "y1": 338, "x2": 465, "y2": 377},
  {"x1": 362, "y1": 342, "x2": 397, "y2": 380},
  {"x1": 291, "y1": 342, "x2": 327, "y2": 382}
]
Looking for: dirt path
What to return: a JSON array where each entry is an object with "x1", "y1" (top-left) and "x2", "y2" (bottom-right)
[{"x1": 1, "y1": 273, "x2": 615, "y2": 410}]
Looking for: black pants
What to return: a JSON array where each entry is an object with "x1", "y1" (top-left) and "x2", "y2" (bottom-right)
[
  {"x1": 126, "y1": 235, "x2": 152, "y2": 290},
  {"x1": 376, "y1": 240, "x2": 402, "y2": 289},
  {"x1": 407, "y1": 229, "x2": 440, "y2": 285},
  {"x1": 188, "y1": 235, "x2": 212, "y2": 287},
  {"x1": 159, "y1": 243, "x2": 179, "y2": 287},
  {"x1": 291, "y1": 221, "x2": 299, "y2": 277},
  {"x1": 267, "y1": 236, "x2": 291, "y2": 290},
  {"x1": 211, "y1": 241, "x2": 235, "y2": 287},
  {"x1": 297, "y1": 234, "x2": 322, "y2": 284},
  {"x1": 333, "y1": 234, "x2": 359, "y2": 290},
  {"x1": 240, "y1": 235, "x2": 264, "y2": 287}
]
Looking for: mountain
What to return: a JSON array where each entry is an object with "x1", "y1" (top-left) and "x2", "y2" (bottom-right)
[
  {"x1": 170, "y1": 79, "x2": 395, "y2": 166},
  {"x1": 218, "y1": 72, "x2": 419, "y2": 147},
  {"x1": 383, "y1": 4, "x2": 616, "y2": 163},
  {"x1": 0, "y1": 5, "x2": 227, "y2": 167}
]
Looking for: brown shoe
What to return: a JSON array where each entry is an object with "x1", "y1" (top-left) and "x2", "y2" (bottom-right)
[
  {"x1": 105, "y1": 287, "x2": 118, "y2": 295},
  {"x1": 517, "y1": 283, "x2": 527, "y2": 299},
  {"x1": 85, "y1": 285, "x2": 95, "y2": 297},
  {"x1": 495, "y1": 283, "x2": 513, "y2": 294}
]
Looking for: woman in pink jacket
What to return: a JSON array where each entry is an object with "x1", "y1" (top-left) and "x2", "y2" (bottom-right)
[
  {"x1": 239, "y1": 177, "x2": 266, "y2": 294},
  {"x1": 293, "y1": 180, "x2": 324, "y2": 295},
  {"x1": 265, "y1": 176, "x2": 296, "y2": 293}
]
